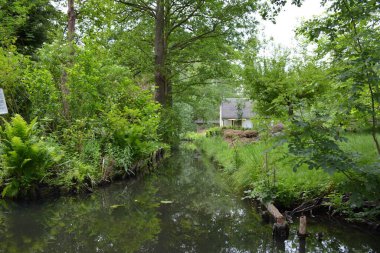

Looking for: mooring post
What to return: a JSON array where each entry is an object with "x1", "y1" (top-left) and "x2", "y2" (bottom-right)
[
  {"x1": 272, "y1": 216, "x2": 290, "y2": 240},
  {"x1": 298, "y1": 215, "x2": 307, "y2": 253},
  {"x1": 267, "y1": 203, "x2": 289, "y2": 240}
]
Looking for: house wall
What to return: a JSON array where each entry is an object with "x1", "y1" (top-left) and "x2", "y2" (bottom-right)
[
  {"x1": 220, "y1": 119, "x2": 253, "y2": 129},
  {"x1": 242, "y1": 120, "x2": 253, "y2": 129},
  {"x1": 222, "y1": 119, "x2": 232, "y2": 127}
]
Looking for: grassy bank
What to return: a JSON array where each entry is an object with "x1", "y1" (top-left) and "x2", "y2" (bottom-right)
[
  {"x1": 197, "y1": 136, "x2": 331, "y2": 207},
  {"x1": 195, "y1": 131, "x2": 380, "y2": 222}
]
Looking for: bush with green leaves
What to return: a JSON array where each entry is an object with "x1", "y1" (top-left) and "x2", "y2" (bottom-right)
[
  {"x1": 0, "y1": 33, "x2": 167, "y2": 197},
  {"x1": 287, "y1": 114, "x2": 380, "y2": 217},
  {"x1": 21, "y1": 41, "x2": 164, "y2": 188},
  {"x1": 0, "y1": 47, "x2": 31, "y2": 118},
  {"x1": 173, "y1": 102, "x2": 197, "y2": 133},
  {"x1": 157, "y1": 108, "x2": 182, "y2": 147},
  {"x1": 205, "y1": 127, "x2": 222, "y2": 137},
  {"x1": 0, "y1": 115, "x2": 62, "y2": 198}
]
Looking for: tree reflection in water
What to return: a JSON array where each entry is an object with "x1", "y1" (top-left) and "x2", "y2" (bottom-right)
[
  {"x1": 0, "y1": 179, "x2": 161, "y2": 253},
  {"x1": 0, "y1": 149, "x2": 379, "y2": 253}
]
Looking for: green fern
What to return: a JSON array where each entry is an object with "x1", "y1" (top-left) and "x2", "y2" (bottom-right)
[{"x1": 0, "y1": 114, "x2": 62, "y2": 198}]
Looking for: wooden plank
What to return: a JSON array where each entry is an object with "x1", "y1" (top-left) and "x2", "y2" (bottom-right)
[{"x1": 266, "y1": 203, "x2": 285, "y2": 224}]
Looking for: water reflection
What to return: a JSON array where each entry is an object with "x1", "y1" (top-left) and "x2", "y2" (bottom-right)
[
  {"x1": 285, "y1": 219, "x2": 380, "y2": 253},
  {"x1": 140, "y1": 151, "x2": 273, "y2": 253},
  {"x1": 0, "y1": 149, "x2": 379, "y2": 253},
  {"x1": 0, "y1": 178, "x2": 161, "y2": 253}
]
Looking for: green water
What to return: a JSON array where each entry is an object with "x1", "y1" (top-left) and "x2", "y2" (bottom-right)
[{"x1": 0, "y1": 149, "x2": 379, "y2": 253}]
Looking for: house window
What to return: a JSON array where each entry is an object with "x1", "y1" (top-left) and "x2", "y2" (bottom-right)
[{"x1": 232, "y1": 119, "x2": 242, "y2": 127}]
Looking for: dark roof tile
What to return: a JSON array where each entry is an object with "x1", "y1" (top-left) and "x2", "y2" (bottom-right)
[{"x1": 221, "y1": 98, "x2": 254, "y2": 119}]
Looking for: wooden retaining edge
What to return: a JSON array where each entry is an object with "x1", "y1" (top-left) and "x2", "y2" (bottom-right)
[
  {"x1": 98, "y1": 147, "x2": 166, "y2": 186},
  {"x1": 130, "y1": 147, "x2": 166, "y2": 176},
  {"x1": 265, "y1": 203, "x2": 290, "y2": 240}
]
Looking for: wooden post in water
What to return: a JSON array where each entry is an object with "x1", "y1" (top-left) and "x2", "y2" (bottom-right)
[
  {"x1": 266, "y1": 203, "x2": 289, "y2": 240},
  {"x1": 298, "y1": 215, "x2": 307, "y2": 253}
]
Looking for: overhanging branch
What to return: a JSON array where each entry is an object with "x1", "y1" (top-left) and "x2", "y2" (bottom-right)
[
  {"x1": 115, "y1": 0, "x2": 156, "y2": 18},
  {"x1": 169, "y1": 24, "x2": 221, "y2": 51}
]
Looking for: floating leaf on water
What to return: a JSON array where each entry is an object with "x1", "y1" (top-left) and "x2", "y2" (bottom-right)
[
  {"x1": 110, "y1": 204, "x2": 125, "y2": 209},
  {"x1": 160, "y1": 200, "x2": 173, "y2": 204}
]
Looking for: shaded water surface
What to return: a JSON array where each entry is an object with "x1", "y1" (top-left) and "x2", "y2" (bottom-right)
[{"x1": 0, "y1": 149, "x2": 379, "y2": 252}]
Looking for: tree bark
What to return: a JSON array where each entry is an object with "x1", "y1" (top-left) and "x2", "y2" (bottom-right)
[
  {"x1": 265, "y1": 203, "x2": 289, "y2": 241},
  {"x1": 68, "y1": 0, "x2": 76, "y2": 43},
  {"x1": 59, "y1": 71, "x2": 70, "y2": 119},
  {"x1": 368, "y1": 82, "x2": 380, "y2": 155},
  {"x1": 287, "y1": 101, "x2": 294, "y2": 117},
  {"x1": 154, "y1": 0, "x2": 170, "y2": 107},
  {"x1": 59, "y1": 0, "x2": 76, "y2": 119}
]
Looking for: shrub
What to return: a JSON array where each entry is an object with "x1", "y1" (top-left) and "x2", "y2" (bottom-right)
[
  {"x1": 205, "y1": 127, "x2": 222, "y2": 137},
  {"x1": 0, "y1": 48, "x2": 31, "y2": 117},
  {"x1": 0, "y1": 42, "x2": 165, "y2": 196},
  {"x1": 157, "y1": 108, "x2": 181, "y2": 147},
  {"x1": 0, "y1": 115, "x2": 62, "y2": 198}
]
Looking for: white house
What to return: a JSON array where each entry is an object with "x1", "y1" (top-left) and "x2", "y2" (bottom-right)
[{"x1": 219, "y1": 98, "x2": 254, "y2": 128}]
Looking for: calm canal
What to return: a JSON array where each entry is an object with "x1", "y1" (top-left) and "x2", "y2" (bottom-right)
[{"x1": 0, "y1": 148, "x2": 379, "y2": 252}]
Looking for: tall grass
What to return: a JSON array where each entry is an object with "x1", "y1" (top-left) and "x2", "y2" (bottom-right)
[
  {"x1": 196, "y1": 131, "x2": 380, "y2": 220},
  {"x1": 341, "y1": 133, "x2": 379, "y2": 164},
  {"x1": 197, "y1": 137, "x2": 235, "y2": 172},
  {"x1": 196, "y1": 136, "x2": 332, "y2": 207}
]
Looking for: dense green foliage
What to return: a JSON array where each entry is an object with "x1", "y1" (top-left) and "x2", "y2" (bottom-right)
[
  {"x1": 197, "y1": 131, "x2": 379, "y2": 221},
  {"x1": 0, "y1": 0, "x2": 60, "y2": 55},
  {"x1": 236, "y1": 0, "x2": 380, "y2": 221},
  {"x1": 0, "y1": 47, "x2": 31, "y2": 116},
  {"x1": 0, "y1": 0, "x2": 248, "y2": 198},
  {"x1": 0, "y1": 115, "x2": 62, "y2": 197},
  {"x1": 0, "y1": 3, "x2": 165, "y2": 198},
  {"x1": 298, "y1": 0, "x2": 380, "y2": 155},
  {"x1": 243, "y1": 42, "x2": 329, "y2": 117},
  {"x1": 0, "y1": 44, "x2": 163, "y2": 196}
]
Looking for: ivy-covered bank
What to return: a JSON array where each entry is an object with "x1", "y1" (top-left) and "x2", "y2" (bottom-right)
[{"x1": 195, "y1": 129, "x2": 380, "y2": 223}]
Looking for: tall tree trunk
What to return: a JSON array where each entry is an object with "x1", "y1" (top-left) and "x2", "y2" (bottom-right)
[
  {"x1": 60, "y1": 0, "x2": 76, "y2": 119},
  {"x1": 67, "y1": 0, "x2": 76, "y2": 44},
  {"x1": 154, "y1": 0, "x2": 170, "y2": 107},
  {"x1": 59, "y1": 69, "x2": 70, "y2": 120},
  {"x1": 368, "y1": 81, "x2": 380, "y2": 155}
]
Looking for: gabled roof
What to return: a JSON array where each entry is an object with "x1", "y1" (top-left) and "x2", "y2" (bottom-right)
[{"x1": 220, "y1": 98, "x2": 254, "y2": 119}]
